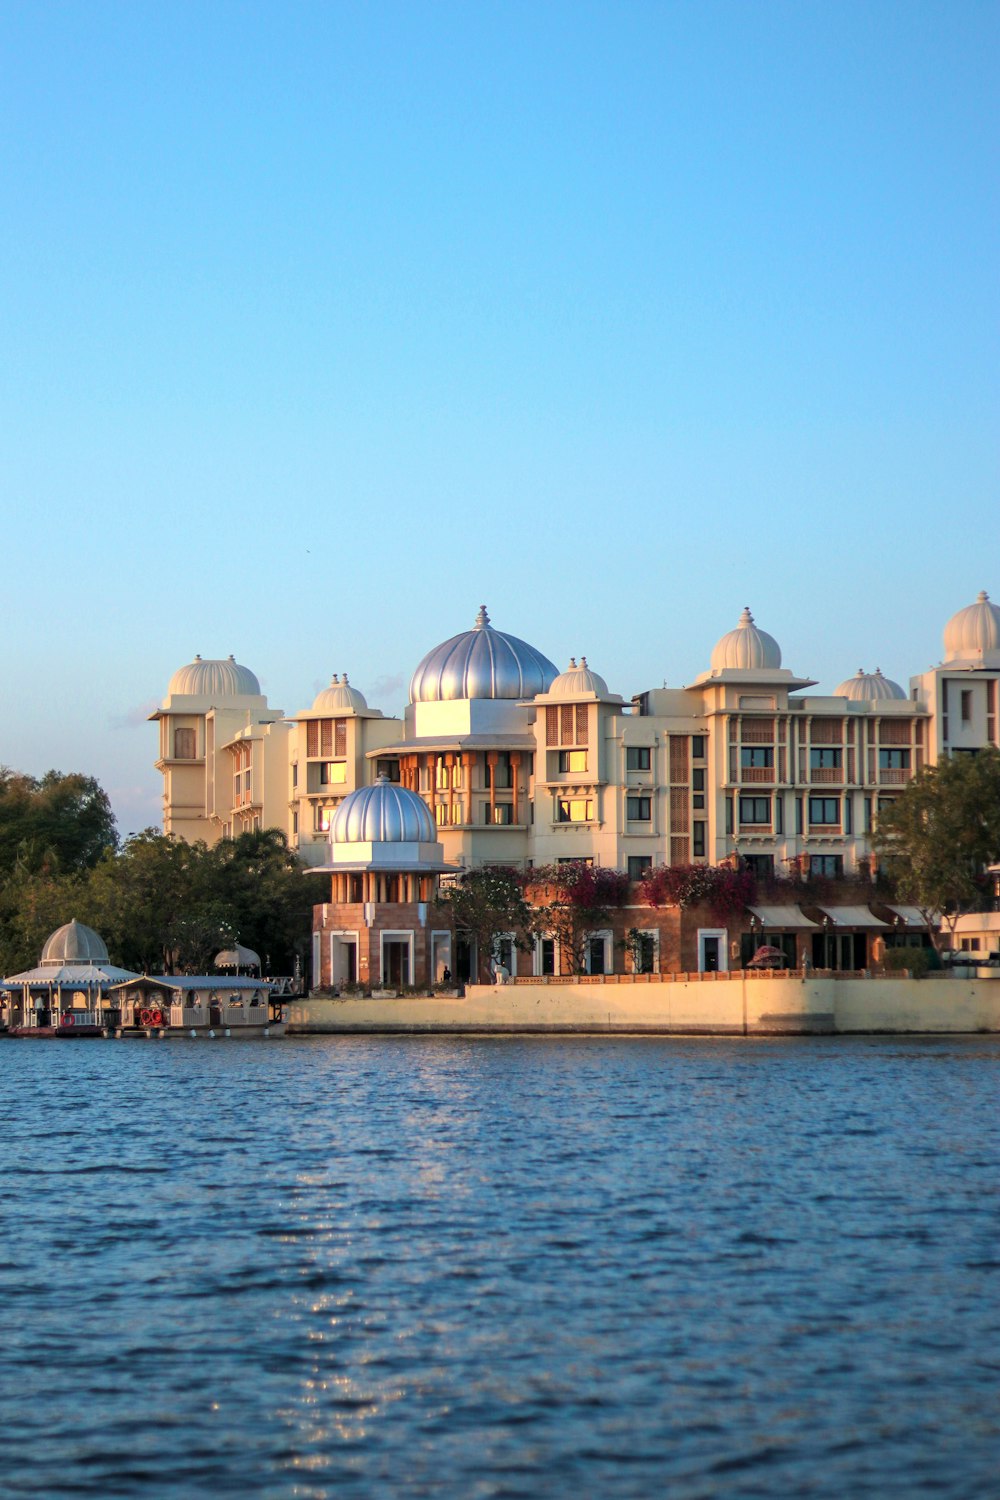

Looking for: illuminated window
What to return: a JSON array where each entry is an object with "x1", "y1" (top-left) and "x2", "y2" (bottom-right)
[
  {"x1": 557, "y1": 798, "x2": 593, "y2": 823},
  {"x1": 558, "y1": 750, "x2": 587, "y2": 774}
]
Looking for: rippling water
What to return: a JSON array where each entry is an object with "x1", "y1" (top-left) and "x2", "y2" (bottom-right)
[{"x1": 1, "y1": 1035, "x2": 998, "y2": 1497}]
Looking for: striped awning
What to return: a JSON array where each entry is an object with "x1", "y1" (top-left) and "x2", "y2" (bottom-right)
[
  {"x1": 748, "y1": 905, "x2": 818, "y2": 929},
  {"x1": 815, "y1": 905, "x2": 888, "y2": 928},
  {"x1": 884, "y1": 905, "x2": 936, "y2": 928}
]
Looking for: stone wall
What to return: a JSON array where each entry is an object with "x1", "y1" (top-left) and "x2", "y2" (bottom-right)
[{"x1": 287, "y1": 973, "x2": 1000, "y2": 1036}]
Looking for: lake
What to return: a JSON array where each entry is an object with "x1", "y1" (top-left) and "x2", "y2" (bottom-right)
[{"x1": 1, "y1": 1035, "x2": 998, "y2": 1497}]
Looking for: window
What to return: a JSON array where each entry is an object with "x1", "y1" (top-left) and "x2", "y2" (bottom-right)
[
  {"x1": 962, "y1": 690, "x2": 973, "y2": 724},
  {"x1": 692, "y1": 822, "x2": 706, "y2": 858},
  {"x1": 692, "y1": 769, "x2": 705, "y2": 791},
  {"x1": 626, "y1": 746, "x2": 651, "y2": 772},
  {"x1": 744, "y1": 854, "x2": 774, "y2": 877},
  {"x1": 809, "y1": 855, "x2": 843, "y2": 877},
  {"x1": 631, "y1": 931, "x2": 656, "y2": 974},
  {"x1": 844, "y1": 797, "x2": 853, "y2": 834},
  {"x1": 878, "y1": 749, "x2": 911, "y2": 769},
  {"x1": 795, "y1": 797, "x2": 803, "y2": 834},
  {"x1": 587, "y1": 934, "x2": 609, "y2": 975},
  {"x1": 627, "y1": 855, "x2": 652, "y2": 881},
  {"x1": 173, "y1": 727, "x2": 196, "y2": 760},
  {"x1": 486, "y1": 804, "x2": 513, "y2": 825},
  {"x1": 810, "y1": 748, "x2": 842, "y2": 768},
  {"x1": 320, "y1": 762, "x2": 347, "y2": 786},
  {"x1": 538, "y1": 937, "x2": 556, "y2": 976},
  {"x1": 291, "y1": 763, "x2": 298, "y2": 789},
  {"x1": 739, "y1": 796, "x2": 770, "y2": 825},
  {"x1": 292, "y1": 811, "x2": 299, "y2": 836},
  {"x1": 557, "y1": 798, "x2": 593, "y2": 823},
  {"x1": 864, "y1": 796, "x2": 873, "y2": 833},
  {"x1": 725, "y1": 797, "x2": 733, "y2": 835},
  {"x1": 435, "y1": 803, "x2": 460, "y2": 827},
  {"x1": 775, "y1": 796, "x2": 784, "y2": 834},
  {"x1": 375, "y1": 759, "x2": 400, "y2": 783},
  {"x1": 626, "y1": 796, "x2": 651, "y2": 821},
  {"x1": 316, "y1": 806, "x2": 334, "y2": 832},
  {"x1": 691, "y1": 736, "x2": 706, "y2": 759},
  {"x1": 809, "y1": 797, "x2": 840, "y2": 825},
  {"x1": 741, "y1": 746, "x2": 773, "y2": 768},
  {"x1": 558, "y1": 749, "x2": 587, "y2": 774}
]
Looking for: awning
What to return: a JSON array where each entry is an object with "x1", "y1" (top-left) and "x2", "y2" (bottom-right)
[
  {"x1": 815, "y1": 905, "x2": 888, "y2": 928},
  {"x1": 884, "y1": 905, "x2": 936, "y2": 928},
  {"x1": 748, "y1": 905, "x2": 818, "y2": 929}
]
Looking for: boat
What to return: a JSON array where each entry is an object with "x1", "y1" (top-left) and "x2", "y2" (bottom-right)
[{"x1": 106, "y1": 975, "x2": 284, "y2": 1037}]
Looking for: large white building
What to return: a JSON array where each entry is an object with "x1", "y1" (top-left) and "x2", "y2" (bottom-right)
[{"x1": 152, "y1": 591, "x2": 1000, "y2": 883}]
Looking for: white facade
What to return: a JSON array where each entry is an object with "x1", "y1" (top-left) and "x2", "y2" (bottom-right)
[{"x1": 153, "y1": 593, "x2": 1000, "y2": 881}]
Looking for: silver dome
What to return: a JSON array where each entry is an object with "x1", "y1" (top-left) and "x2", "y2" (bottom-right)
[
  {"x1": 168, "y1": 655, "x2": 262, "y2": 697},
  {"x1": 331, "y1": 777, "x2": 436, "y2": 844},
  {"x1": 409, "y1": 606, "x2": 558, "y2": 703},
  {"x1": 40, "y1": 919, "x2": 110, "y2": 968}
]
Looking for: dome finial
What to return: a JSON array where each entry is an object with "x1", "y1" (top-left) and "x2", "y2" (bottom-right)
[
  {"x1": 739, "y1": 606, "x2": 754, "y2": 626},
  {"x1": 569, "y1": 657, "x2": 577, "y2": 669},
  {"x1": 978, "y1": 590, "x2": 989, "y2": 602},
  {"x1": 475, "y1": 604, "x2": 490, "y2": 629}
]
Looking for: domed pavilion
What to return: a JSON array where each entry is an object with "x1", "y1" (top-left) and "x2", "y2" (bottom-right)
[
  {"x1": 309, "y1": 776, "x2": 458, "y2": 991},
  {"x1": 3, "y1": 920, "x2": 138, "y2": 1035}
]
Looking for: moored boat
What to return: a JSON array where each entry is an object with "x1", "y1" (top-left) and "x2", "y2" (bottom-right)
[{"x1": 107, "y1": 975, "x2": 284, "y2": 1037}]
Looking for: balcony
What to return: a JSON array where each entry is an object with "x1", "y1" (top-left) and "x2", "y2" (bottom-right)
[
  {"x1": 740, "y1": 767, "x2": 774, "y2": 784},
  {"x1": 879, "y1": 768, "x2": 911, "y2": 786},
  {"x1": 810, "y1": 768, "x2": 844, "y2": 785}
]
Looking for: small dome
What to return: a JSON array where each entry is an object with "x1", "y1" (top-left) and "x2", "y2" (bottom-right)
[
  {"x1": 168, "y1": 655, "x2": 261, "y2": 697},
  {"x1": 40, "y1": 919, "x2": 109, "y2": 968},
  {"x1": 331, "y1": 776, "x2": 436, "y2": 844},
  {"x1": 835, "y1": 668, "x2": 906, "y2": 701},
  {"x1": 409, "y1": 605, "x2": 558, "y2": 703},
  {"x1": 710, "y1": 608, "x2": 782, "y2": 672},
  {"x1": 943, "y1": 591, "x2": 1000, "y2": 661},
  {"x1": 311, "y1": 673, "x2": 369, "y2": 714},
  {"x1": 548, "y1": 657, "x2": 611, "y2": 699},
  {"x1": 215, "y1": 943, "x2": 261, "y2": 970}
]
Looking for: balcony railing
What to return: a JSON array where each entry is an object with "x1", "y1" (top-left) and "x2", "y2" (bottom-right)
[
  {"x1": 879, "y1": 768, "x2": 911, "y2": 785},
  {"x1": 740, "y1": 766, "x2": 774, "y2": 783},
  {"x1": 810, "y1": 768, "x2": 844, "y2": 784}
]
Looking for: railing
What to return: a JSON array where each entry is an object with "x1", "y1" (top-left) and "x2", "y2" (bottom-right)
[
  {"x1": 810, "y1": 768, "x2": 843, "y2": 784},
  {"x1": 740, "y1": 767, "x2": 773, "y2": 784},
  {"x1": 879, "y1": 768, "x2": 911, "y2": 785}
]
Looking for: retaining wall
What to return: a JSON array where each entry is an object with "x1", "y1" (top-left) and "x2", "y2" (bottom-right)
[{"x1": 286, "y1": 972, "x2": 1000, "y2": 1036}]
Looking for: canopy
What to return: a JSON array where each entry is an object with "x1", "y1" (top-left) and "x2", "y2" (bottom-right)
[
  {"x1": 884, "y1": 905, "x2": 936, "y2": 928},
  {"x1": 748, "y1": 905, "x2": 817, "y2": 930},
  {"x1": 815, "y1": 905, "x2": 888, "y2": 928}
]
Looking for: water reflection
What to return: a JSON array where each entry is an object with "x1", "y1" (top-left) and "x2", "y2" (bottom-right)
[{"x1": 0, "y1": 1037, "x2": 998, "y2": 1496}]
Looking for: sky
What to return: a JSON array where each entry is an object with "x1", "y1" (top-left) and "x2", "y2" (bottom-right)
[{"x1": 1, "y1": 0, "x2": 997, "y2": 838}]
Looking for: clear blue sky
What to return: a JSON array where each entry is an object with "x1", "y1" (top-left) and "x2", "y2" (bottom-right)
[{"x1": 1, "y1": 0, "x2": 997, "y2": 836}]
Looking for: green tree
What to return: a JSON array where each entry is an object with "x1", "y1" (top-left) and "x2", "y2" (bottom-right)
[
  {"x1": 0, "y1": 767, "x2": 117, "y2": 877},
  {"x1": 434, "y1": 865, "x2": 539, "y2": 983},
  {"x1": 205, "y1": 828, "x2": 314, "y2": 974},
  {"x1": 874, "y1": 747, "x2": 1000, "y2": 948}
]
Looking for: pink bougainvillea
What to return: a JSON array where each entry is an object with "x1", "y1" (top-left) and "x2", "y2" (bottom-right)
[{"x1": 638, "y1": 863, "x2": 756, "y2": 919}]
